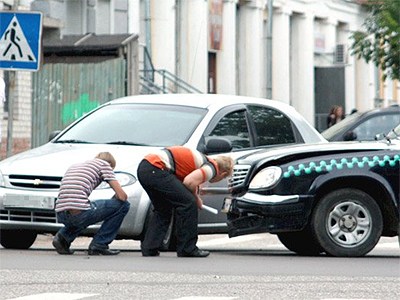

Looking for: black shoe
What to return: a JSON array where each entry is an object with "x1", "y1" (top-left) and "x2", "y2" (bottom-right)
[
  {"x1": 52, "y1": 233, "x2": 74, "y2": 255},
  {"x1": 177, "y1": 248, "x2": 210, "y2": 258},
  {"x1": 88, "y1": 247, "x2": 120, "y2": 256},
  {"x1": 142, "y1": 249, "x2": 160, "y2": 257}
]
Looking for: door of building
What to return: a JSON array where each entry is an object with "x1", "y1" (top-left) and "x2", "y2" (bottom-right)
[
  {"x1": 208, "y1": 52, "x2": 217, "y2": 94},
  {"x1": 314, "y1": 66, "x2": 345, "y2": 132}
]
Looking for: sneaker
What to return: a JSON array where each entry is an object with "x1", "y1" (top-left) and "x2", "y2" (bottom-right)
[
  {"x1": 52, "y1": 233, "x2": 74, "y2": 255},
  {"x1": 177, "y1": 248, "x2": 210, "y2": 258}
]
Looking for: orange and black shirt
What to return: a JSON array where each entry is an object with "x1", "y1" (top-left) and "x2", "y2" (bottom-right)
[{"x1": 144, "y1": 146, "x2": 219, "y2": 182}]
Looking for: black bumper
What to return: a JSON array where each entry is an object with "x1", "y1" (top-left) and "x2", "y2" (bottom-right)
[{"x1": 227, "y1": 193, "x2": 312, "y2": 237}]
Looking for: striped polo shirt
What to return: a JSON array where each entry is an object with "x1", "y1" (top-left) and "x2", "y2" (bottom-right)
[
  {"x1": 55, "y1": 158, "x2": 116, "y2": 212},
  {"x1": 144, "y1": 146, "x2": 219, "y2": 182}
]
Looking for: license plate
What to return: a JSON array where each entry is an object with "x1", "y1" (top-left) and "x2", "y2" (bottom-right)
[
  {"x1": 221, "y1": 197, "x2": 232, "y2": 213},
  {"x1": 4, "y1": 194, "x2": 55, "y2": 210}
]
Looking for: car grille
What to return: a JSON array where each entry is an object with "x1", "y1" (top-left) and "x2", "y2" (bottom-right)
[
  {"x1": 229, "y1": 164, "x2": 251, "y2": 188},
  {"x1": 0, "y1": 209, "x2": 58, "y2": 223},
  {"x1": 8, "y1": 175, "x2": 62, "y2": 189}
]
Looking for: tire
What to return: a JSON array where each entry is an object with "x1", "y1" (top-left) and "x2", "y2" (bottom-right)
[
  {"x1": 311, "y1": 188, "x2": 383, "y2": 257},
  {"x1": 277, "y1": 227, "x2": 324, "y2": 256},
  {"x1": 0, "y1": 229, "x2": 37, "y2": 249}
]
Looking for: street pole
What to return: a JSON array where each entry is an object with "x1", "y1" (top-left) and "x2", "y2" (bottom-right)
[
  {"x1": 6, "y1": 0, "x2": 20, "y2": 157},
  {"x1": 266, "y1": 0, "x2": 273, "y2": 99}
]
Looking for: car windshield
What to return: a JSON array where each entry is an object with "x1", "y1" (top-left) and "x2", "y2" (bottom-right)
[
  {"x1": 55, "y1": 103, "x2": 207, "y2": 147},
  {"x1": 321, "y1": 112, "x2": 361, "y2": 139}
]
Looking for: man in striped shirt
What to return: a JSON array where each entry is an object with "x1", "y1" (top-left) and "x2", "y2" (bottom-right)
[
  {"x1": 137, "y1": 146, "x2": 234, "y2": 258},
  {"x1": 53, "y1": 152, "x2": 130, "y2": 255}
]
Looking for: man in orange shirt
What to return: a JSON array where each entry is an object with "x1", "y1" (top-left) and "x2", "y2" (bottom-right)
[{"x1": 138, "y1": 146, "x2": 234, "y2": 257}]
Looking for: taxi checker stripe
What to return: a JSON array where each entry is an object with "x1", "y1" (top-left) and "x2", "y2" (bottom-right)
[{"x1": 283, "y1": 154, "x2": 400, "y2": 178}]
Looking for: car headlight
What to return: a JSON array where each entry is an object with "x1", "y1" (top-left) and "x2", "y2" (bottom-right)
[
  {"x1": 96, "y1": 172, "x2": 137, "y2": 189},
  {"x1": 249, "y1": 166, "x2": 282, "y2": 190}
]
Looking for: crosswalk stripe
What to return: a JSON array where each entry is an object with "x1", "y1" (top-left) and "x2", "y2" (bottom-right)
[
  {"x1": 172, "y1": 297, "x2": 237, "y2": 300},
  {"x1": 7, "y1": 293, "x2": 98, "y2": 300}
]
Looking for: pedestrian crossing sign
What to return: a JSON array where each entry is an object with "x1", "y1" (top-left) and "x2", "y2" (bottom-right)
[{"x1": 0, "y1": 11, "x2": 42, "y2": 71}]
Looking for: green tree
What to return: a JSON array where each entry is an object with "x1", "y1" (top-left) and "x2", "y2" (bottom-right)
[{"x1": 350, "y1": 0, "x2": 399, "y2": 80}]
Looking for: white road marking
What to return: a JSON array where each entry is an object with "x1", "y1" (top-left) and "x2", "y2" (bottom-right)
[
  {"x1": 7, "y1": 293, "x2": 98, "y2": 300},
  {"x1": 197, "y1": 233, "x2": 282, "y2": 247},
  {"x1": 322, "y1": 299, "x2": 380, "y2": 300},
  {"x1": 172, "y1": 298, "x2": 237, "y2": 300}
]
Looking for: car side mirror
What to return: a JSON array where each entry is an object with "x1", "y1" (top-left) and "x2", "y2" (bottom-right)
[
  {"x1": 204, "y1": 137, "x2": 232, "y2": 154},
  {"x1": 375, "y1": 133, "x2": 385, "y2": 141},
  {"x1": 343, "y1": 131, "x2": 357, "y2": 141},
  {"x1": 49, "y1": 130, "x2": 61, "y2": 141}
]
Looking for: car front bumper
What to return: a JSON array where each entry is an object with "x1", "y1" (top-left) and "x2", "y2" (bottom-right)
[{"x1": 226, "y1": 192, "x2": 313, "y2": 237}]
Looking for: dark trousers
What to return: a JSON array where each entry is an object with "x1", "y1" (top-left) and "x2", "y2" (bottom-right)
[{"x1": 137, "y1": 159, "x2": 198, "y2": 255}]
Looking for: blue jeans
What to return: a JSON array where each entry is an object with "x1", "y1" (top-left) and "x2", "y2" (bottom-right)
[{"x1": 56, "y1": 199, "x2": 130, "y2": 249}]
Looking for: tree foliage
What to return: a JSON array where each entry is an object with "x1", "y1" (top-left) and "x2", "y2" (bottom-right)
[{"x1": 350, "y1": 0, "x2": 399, "y2": 80}]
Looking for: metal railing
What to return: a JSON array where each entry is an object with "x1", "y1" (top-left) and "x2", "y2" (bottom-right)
[{"x1": 139, "y1": 44, "x2": 202, "y2": 94}]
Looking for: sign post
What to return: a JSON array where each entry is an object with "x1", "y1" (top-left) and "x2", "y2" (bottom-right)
[{"x1": 0, "y1": 11, "x2": 42, "y2": 157}]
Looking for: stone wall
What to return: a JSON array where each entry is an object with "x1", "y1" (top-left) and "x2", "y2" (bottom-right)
[{"x1": 0, "y1": 71, "x2": 32, "y2": 160}]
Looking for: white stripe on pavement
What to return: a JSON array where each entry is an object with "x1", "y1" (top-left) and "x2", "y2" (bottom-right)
[
  {"x1": 7, "y1": 293, "x2": 98, "y2": 300},
  {"x1": 172, "y1": 298, "x2": 237, "y2": 300}
]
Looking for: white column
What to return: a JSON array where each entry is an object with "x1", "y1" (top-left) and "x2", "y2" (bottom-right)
[
  {"x1": 272, "y1": 7, "x2": 291, "y2": 103},
  {"x1": 217, "y1": 0, "x2": 237, "y2": 95},
  {"x1": 238, "y1": 1, "x2": 264, "y2": 97},
  {"x1": 151, "y1": 0, "x2": 176, "y2": 74},
  {"x1": 128, "y1": 0, "x2": 140, "y2": 34},
  {"x1": 181, "y1": 0, "x2": 208, "y2": 92},
  {"x1": 355, "y1": 59, "x2": 375, "y2": 111},
  {"x1": 291, "y1": 12, "x2": 315, "y2": 125},
  {"x1": 342, "y1": 24, "x2": 357, "y2": 113}
]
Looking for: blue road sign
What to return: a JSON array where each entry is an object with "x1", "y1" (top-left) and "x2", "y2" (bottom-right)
[{"x1": 0, "y1": 11, "x2": 42, "y2": 71}]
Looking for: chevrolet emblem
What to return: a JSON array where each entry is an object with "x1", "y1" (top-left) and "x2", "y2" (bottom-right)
[{"x1": 33, "y1": 179, "x2": 43, "y2": 186}]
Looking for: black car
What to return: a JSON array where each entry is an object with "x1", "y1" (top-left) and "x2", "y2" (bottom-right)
[
  {"x1": 321, "y1": 105, "x2": 400, "y2": 141},
  {"x1": 224, "y1": 126, "x2": 400, "y2": 257}
]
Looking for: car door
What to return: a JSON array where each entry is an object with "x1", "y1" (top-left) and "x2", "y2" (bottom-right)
[{"x1": 197, "y1": 104, "x2": 300, "y2": 232}]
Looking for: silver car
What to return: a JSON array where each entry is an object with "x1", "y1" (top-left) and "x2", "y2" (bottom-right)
[{"x1": 0, "y1": 94, "x2": 326, "y2": 249}]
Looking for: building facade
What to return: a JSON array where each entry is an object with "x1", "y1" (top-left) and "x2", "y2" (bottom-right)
[{"x1": 0, "y1": 0, "x2": 399, "y2": 158}]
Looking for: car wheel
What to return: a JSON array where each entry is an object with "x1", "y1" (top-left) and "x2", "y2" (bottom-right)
[
  {"x1": 0, "y1": 229, "x2": 37, "y2": 249},
  {"x1": 277, "y1": 227, "x2": 324, "y2": 256},
  {"x1": 311, "y1": 188, "x2": 383, "y2": 257}
]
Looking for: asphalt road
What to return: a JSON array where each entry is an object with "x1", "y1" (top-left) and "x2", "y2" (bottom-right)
[{"x1": 0, "y1": 234, "x2": 399, "y2": 300}]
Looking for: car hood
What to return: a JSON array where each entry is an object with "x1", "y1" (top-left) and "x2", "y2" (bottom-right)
[
  {"x1": 0, "y1": 142, "x2": 160, "y2": 176},
  {"x1": 236, "y1": 141, "x2": 396, "y2": 165}
]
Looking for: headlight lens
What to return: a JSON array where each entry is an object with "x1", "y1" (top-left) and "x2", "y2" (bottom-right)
[
  {"x1": 96, "y1": 172, "x2": 137, "y2": 189},
  {"x1": 249, "y1": 166, "x2": 282, "y2": 190}
]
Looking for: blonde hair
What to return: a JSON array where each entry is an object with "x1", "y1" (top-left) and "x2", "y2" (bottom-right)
[
  {"x1": 214, "y1": 156, "x2": 234, "y2": 177},
  {"x1": 95, "y1": 152, "x2": 116, "y2": 169}
]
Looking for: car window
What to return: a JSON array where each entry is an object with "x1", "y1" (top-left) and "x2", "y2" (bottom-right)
[
  {"x1": 207, "y1": 110, "x2": 251, "y2": 149},
  {"x1": 56, "y1": 104, "x2": 207, "y2": 147},
  {"x1": 353, "y1": 114, "x2": 400, "y2": 141},
  {"x1": 247, "y1": 105, "x2": 295, "y2": 146}
]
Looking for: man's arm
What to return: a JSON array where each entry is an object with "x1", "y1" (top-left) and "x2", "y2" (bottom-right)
[
  {"x1": 183, "y1": 169, "x2": 205, "y2": 193},
  {"x1": 183, "y1": 169, "x2": 206, "y2": 209},
  {"x1": 108, "y1": 180, "x2": 128, "y2": 201}
]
